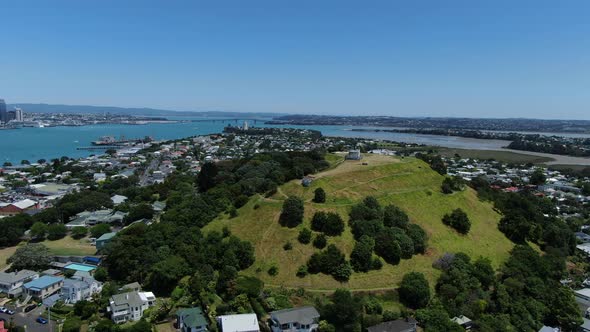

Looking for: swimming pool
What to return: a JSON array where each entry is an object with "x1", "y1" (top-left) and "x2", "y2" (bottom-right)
[{"x1": 64, "y1": 263, "x2": 97, "y2": 272}]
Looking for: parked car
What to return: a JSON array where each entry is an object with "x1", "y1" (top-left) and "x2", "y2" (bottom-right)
[
  {"x1": 25, "y1": 304, "x2": 37, "y2": 313},
  {"x1": 36, "y1": 317, "x2": 48, "y2": 324},
  {"x1": 0, "y1": 307, "x2": 6, "y2": 313},
  {"x1": 4, "y1": 309, "x2": 14, "y2": 315}
]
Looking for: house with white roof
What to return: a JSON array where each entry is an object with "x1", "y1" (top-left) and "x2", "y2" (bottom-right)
[
  {"x1": 217, "y1": 313, "x2": 260, "y2": 332},
  {"x1": 0, "y1": 199, "x2": 38, "y2": 215}
]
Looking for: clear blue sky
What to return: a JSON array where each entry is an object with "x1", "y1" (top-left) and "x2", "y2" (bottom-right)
[{"x1": 1, "y1": 0, "x2": 589, "y2": 119}]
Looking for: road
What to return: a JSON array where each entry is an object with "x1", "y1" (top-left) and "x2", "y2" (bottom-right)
[
  {"x1": 0, "y1": 305, "x2": 58, "y2": 332},
  {"x1": 139, "y1": 158, "x2": 160, "y2": 186}
]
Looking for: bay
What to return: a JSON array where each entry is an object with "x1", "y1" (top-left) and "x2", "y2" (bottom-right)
[{"x1": 0, "y1": 117, "x2": 532, "y2": 164}]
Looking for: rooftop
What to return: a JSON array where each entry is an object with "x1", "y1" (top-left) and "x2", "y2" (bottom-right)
[
  {"x1": 217, "y1": 313, "x2": 259, "y2": 332},
  {"x1": 366, "y1": 318, "x2": 418, "y2": 332},
  {"x1": 177, "y1": 307, "x2": 208, "y2": 329},
  {"x1": 23, "y1": 275, "x2": 63, "y2": 290},
  {"x1": 0, "y1": 270, "x2": 38, "y2": 284},
  {"x1": 270, "y1": 306, "x2": 319, "y2": 325}
]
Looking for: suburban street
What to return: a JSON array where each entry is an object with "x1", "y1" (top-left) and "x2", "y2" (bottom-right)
[{"x1": 0, "y1": 305, "x2": 57, "y2": 332}]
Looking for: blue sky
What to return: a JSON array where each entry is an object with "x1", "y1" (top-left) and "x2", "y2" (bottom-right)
[{"x1": 1, "y1": 1, "x2": 589, "y2": 119}]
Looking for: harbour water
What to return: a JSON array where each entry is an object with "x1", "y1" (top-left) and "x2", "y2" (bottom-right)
[{"x1": 0, "y1": 117, "x2": 587, "y2": 165}]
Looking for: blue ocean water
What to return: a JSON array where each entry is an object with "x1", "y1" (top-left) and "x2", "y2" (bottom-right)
[{"x1": 0, "y1": 117, "x2": 511, "y2": 164}]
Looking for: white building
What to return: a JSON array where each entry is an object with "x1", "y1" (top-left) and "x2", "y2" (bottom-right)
[
  {"x1": 61, "y1": 273, "x2": 102, "y2": 304},
  {"x1": 217, "y1": 313, "x2": 260, "y2": 332},
  {"x1": 108, "y1": 290, "x2": 156, "y2": 323}
]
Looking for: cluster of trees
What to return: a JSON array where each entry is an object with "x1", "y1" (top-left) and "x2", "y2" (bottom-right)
[
  {"x1": 106, "y1": 223, "x2": 254, "y2": 296},
  {"x1": 508, "y1": 137, "x2": 590, "y2": 157},
  {"x1": 307, "y1": 244, "x2": 352, "y2": 281},
  {"x1": 417, "y1": 247, "x2": 582, "y2": 331},
  {"x1": 470, "y1": 177, "x2": 576, "y2": 254},
  {"x1": 106, "y1": 151, "x2": 331, "y2": 296},
  {"x1": 30, "y1": 222, "x2": 68, "y2": 240},
  {"x1": 310, "y1": 211, "x2": 344, "y2": 236},
  {"x1": 348, "y1": 197, "x2": 428, "y2": 266},
  {"x1": 442, "y1": 209, "x2": 471, "y2": 234},
  {"x1": 441, "y1": 176, "x2": 465, "y2": 194},
  {"x1": 0, "y1": 214, "x2": 34, "y2": 247},
  {"x1": 416, "y1": 153, "x2": 447, "y2": 175}
]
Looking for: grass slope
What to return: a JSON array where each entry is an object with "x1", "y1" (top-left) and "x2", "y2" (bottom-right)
[
  {"x1": 205, "y1": 154, "x2": 513, "y2": 291},
  {"x1": 0, "y1": 237, "x2": 96, "y2": 269}
]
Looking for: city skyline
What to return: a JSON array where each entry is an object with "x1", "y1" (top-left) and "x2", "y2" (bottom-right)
[{"x1": 1, "y1": 1, "x2": 590, "y2": 119}]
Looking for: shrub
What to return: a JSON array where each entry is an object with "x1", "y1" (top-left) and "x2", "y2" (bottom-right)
[
  {"x1": 442, "y1": 208, "x2": 471, "y2": 234},
  {"x1": 283, "y1": 242, "x2": 293, "y2": 250},
  {"x1": 399, "y1": 272, "x2": 431, "y2": 309},
  {"x1": 296, "y1": 265, "x2": 308, "y2": 278},
  {"x1": 47, "y1": 223, "x2": 68, "y2": 241},
  {"x1": 313, "y1": 233, "x2": 327, "y2": 249},
  {"x1": 298, "y1": 228, "x2": 312, "y2": 244},
  {"x1": 279, "y1": 196, "x2": 304, "y2": 228},
  {"x1": 268, "y1": 266, "x2": 279, "y2": 276},
  {"x1": 383, "y1": 205, "x2": 409, "y2": 229},
  {"x1": 71, "y1": 226, "x2": 88, "y2": 239},
  {"x1": 313, "y1": 187, "x2": 326, "y2": 203}
]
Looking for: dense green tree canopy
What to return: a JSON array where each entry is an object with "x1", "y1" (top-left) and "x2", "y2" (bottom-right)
[
  {"x1": 7, "y1": 243, "x2": 52, "y2": 271},
  {"x1": 279, "y1": 196, "x2": 304, "y2": 228}
]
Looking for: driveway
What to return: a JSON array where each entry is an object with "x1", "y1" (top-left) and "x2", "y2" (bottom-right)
[{"x1": 0, "y1": 304, "x2": 58, "y2": 332}]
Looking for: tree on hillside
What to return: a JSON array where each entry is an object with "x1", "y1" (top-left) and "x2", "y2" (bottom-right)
[
  {"x1": 399, "y1": 272, "x2": 431, "y2": 309},
  {"x1": 383, "y1": 204, "x2": 409, "y2": 229},
  {"x1": 313, "y1": 187, "x2": 326, "y2": 203},
  {"x1": 90, "y1": 224, "x2": 111, "y2": 238},
  {"x1": 124, "y1": 203, "x2": 154, "y2": 225},
  {"x1": 349, "y1": 196, "x2": 383, "y2": 223},
  {"x1": 7, "y1": 243, "x2": 52, "y2": 271},
  {"x1": 30, "y1": 221, "x2": 48, "y2": 239},
  {"x1": 323, "y1": 289, "x2": 361, "y2": 331},
  {"x1": 441, "y1": 176, "x2": 465, "y2": 194},
  {"x1": 313, "y1": 233, "x2": 327, "y2": 249},
  {"x1": 298, "y1": 228, "x2": 312, "y2": 244},
  {"x1": 406, "y1": 224, "x2": 428, "y2": 254},
  {"x1": 147, "y1": 255, "x2": 190, "y2": 295},
  {"x1": 47, "y1": 223, "x2": 67, "y2": 240},
  {"x1": 498, "y1": 213, "x2": 530, "y2": 243},
  {"x1": 311, "y1": 211, "x2": 328, "y2": 232},
  {"x1": 279, "y1": 196, "x2": 304, "y2": 228},
  {"x1": 71, "y1": 226, "x2": 88, "y2": 239},
  {"x1": 197, "y1": 162, "x2": 218, "y2": 192},
  {"x1": 374, "y1": 231, "x2": 401, "y2": 265},
  {"x1": 323, "y1": 213, "x2": 344, "y2": 236},
  {"x1": 350, "y1": 235, "x2": 375, "y2": 272},
  {"x1": 442, "y1": 208, "x2": 471, "y2": 234}
]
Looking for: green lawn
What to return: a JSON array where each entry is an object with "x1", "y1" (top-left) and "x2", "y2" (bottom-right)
[
  {"x1": 205, "y1": 154, "x2": 513, "y2": 291},
  {"x1": 0, "y1": 236, "x2": 96, "y2": 269}
]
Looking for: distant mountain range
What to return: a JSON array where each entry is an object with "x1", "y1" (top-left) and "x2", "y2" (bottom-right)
[{"x1": 8, "y1": 103, "x2": 285, "y2": 119}]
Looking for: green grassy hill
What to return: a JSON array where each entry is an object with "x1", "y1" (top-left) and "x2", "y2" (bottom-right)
[{"x1": 204, "y1": 153, "x2": 513, "y2": 291}]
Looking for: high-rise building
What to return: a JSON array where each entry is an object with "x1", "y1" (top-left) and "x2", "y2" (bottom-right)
[
  {"x1": 0, "y1": 99, "x2": 7, "y2": 124},
  {"x1": 13, "y1": 108, "x2": 23, "y2": 122}
]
